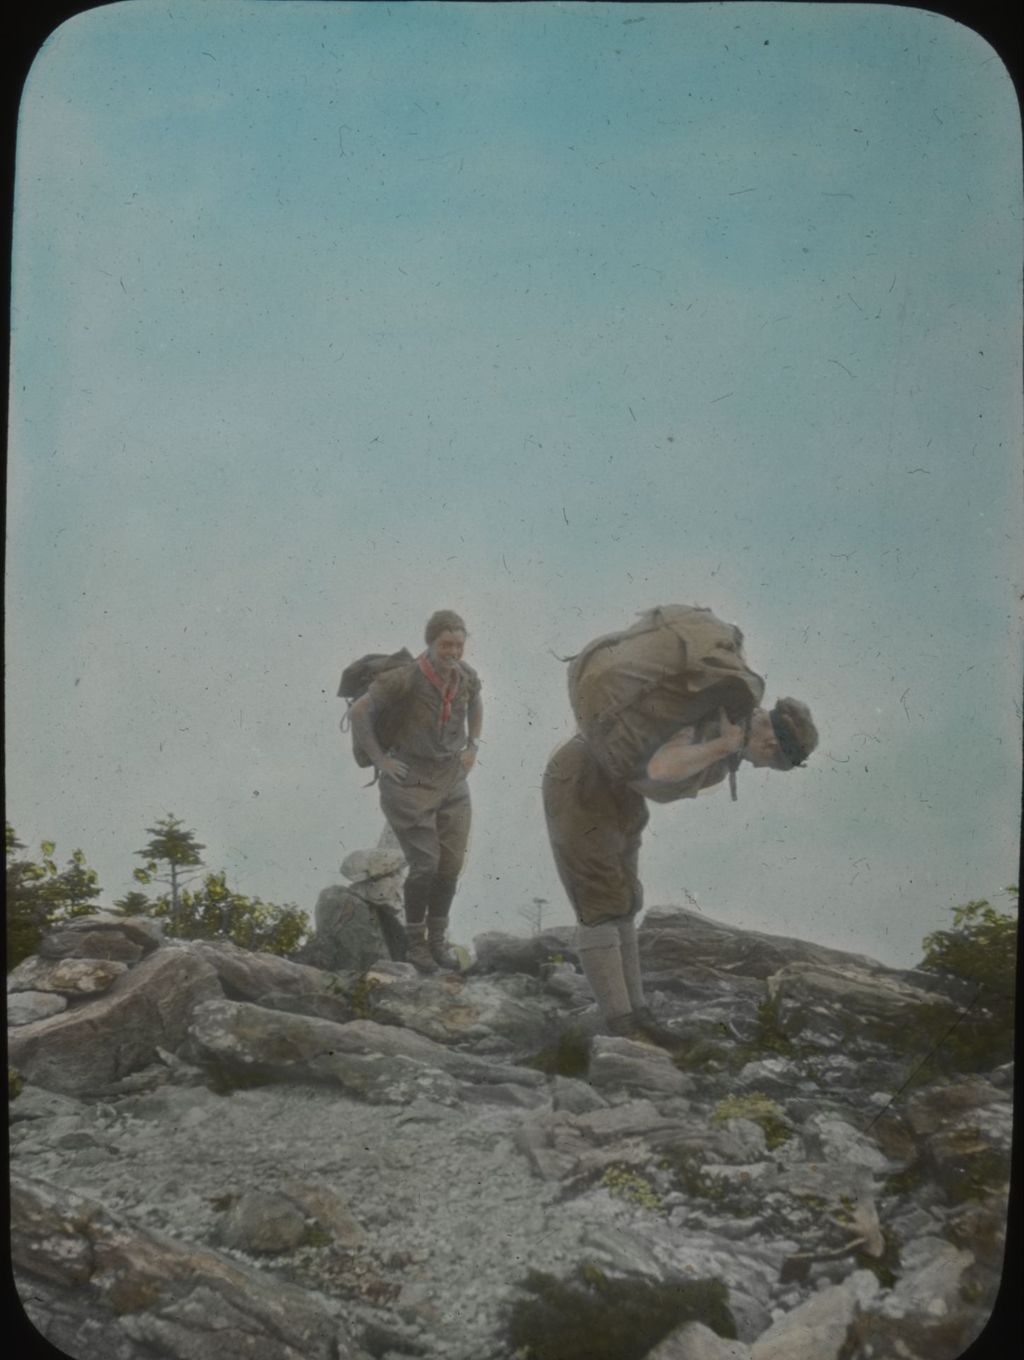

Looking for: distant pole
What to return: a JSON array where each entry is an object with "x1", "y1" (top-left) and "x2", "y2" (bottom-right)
[{"x1": 518, "y1": 897, "x2": 549, "y2": 935}]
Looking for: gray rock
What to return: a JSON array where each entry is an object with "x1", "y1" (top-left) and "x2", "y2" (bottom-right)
[
  {"x1": 803, "y1": 1114, "x2": 894, "y2": 1173},
  {"x1": 301, "y1": 884, "x2": 396, "y2": 972},
  {"x1": 552, "y1": 1074, "x2": 610, "y2": 1115},
  {"x1": 7, "y1": 955, "x2": 128, "y2": 997},
  {"x1": 360, "y1": 967, "x2": 564, "y2": 1049},
  {"x1": 11, "y1": 1174, "x2": 360, "y2": 1360},
  {"x1": 216, "y1": 1189, "x2": 310, "y2": 1254},
  {"x1": 719, "y1": 1118, "x2": 768, "y2": 1162},
  {"x1": 645, "y1": 1321, "x2": 752, "y2": 1359},
  {"x1": 7, "y1": 990, "x2": 68, "y2": 1026},
  {"x1": 186, "y1": 999, "x2": 546, "y2": 1094},
  {"x1": 471, "y1": 927, "x2": 577, "y2": 975},
  {"x1": 37, "y1": 914, "x2": 164, "y2": 958},
  {"x1": 40, "y1": 928, "x2": 144, "y2": 964},
  {"x1": 169, "y1": 940, "x2": 356, "y2": 1023},
  {"x1": 8, "y1": 1083, "x2": 88, "y2": 1124},
  {"x1": 278, "y1": 1178, "x2": 368, "y2": 1248},
  {"x1": 573, "y1": 1098, "x2": 676, "y2": 1144},
  {"x1": 588, "y1": 1036, "x2": 693, "y2": 1097},
  {"x1": 750, "y1": 1270, "x2": 880, "y2": 1360},
  {"x1": 9, "y1": 948, "x2": 224, "y2": 1096},
  {"x1": 765, "y1": 961, "x2": 958, "y2": 1051},
  {"x1": 639, "y1": 906, "x2": 890, "y2": 981},
  {"x1": 877, "y1": 1236, "x2": 975, "y2": 1319}
]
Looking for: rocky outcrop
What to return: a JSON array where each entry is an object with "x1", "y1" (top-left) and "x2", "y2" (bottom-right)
[
  {"x1": 11, "y1": 1175, "x2": 367, "y2": 1359},
  {"x1": 8, "y1": 947, "x2": 223, "y2": 1095},
  {"x1": 8, "y1": 903, "x2": 1011, "y2": 1360}
]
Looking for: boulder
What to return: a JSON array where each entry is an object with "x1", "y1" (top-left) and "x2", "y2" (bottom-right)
[
  {"x1": 39, "y1": 929, "x2": 143, "y2": 964},
  {"x1": 588, "y1": 1036, "x2": 694, "y2": 1097},
  {"x1": 765, "y1": 961, "x2": 958, "y2": 1050},
  {"x1": 646, "y1": 1321, "x2": 752, "y2": 1359},
  {"x1": 11, "y1": 1175, "x2": 359, "y2": 1360},
  {"x1": 8, "y1": 948, "x2": 223, "y2": 1096},
  {"x1": 214, "y1": 1189, "x2": 310, "y2": 1254},
  {"x1": 7, "y1": 955, "x2": 128, "y2": 997},
  {"x1": 848, "y1": 1236, "x2": 980, "y2": 1359},
  {"x1": 356, "y1": 964, "x2": 565, "y2": 1049},
  {"x1": 38, "y1": 914, "x2": 164, "y2": 959},
  {"x1": 301, "y1": 885, "x2": 397, "y2": 972},
  {"x1": 749, "y1": 1271, "x2": 879, "y2": 1360},
  {"x1": 471, "y1": 927, "x2": 578, "y2": 975},
  {"x1": 189, "y1": 939, "x2": 353, "y2": 1022},
  {"x1": 8, "y1": 990, "x2": 68, "y2": 1026},
  {"x1": 639, "y1": 907, "x2": 890, "y2": 980},
  {"x1": 186, "y1": 999, "x2": 547, "y2": 1095}
]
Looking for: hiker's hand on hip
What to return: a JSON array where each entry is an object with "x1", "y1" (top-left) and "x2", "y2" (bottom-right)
[
  {"x1": 718, "y1": 709, "x2": 745, "y2": 754},
  {"x1": 378, "y1": 756, "x2": 408, "y2": 782},
  {"x1": 461, "y1": 748, "x2": 477, "y2": 774}
]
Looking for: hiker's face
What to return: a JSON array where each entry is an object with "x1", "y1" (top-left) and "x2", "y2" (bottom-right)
[
  {"x1": 744, "y1": 713, "x2": 790, "y2": 770},
  {"x1": 429, "y1": 629, "x2": 465, "y2": 673}
]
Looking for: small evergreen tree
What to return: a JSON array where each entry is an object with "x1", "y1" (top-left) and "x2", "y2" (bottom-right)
[
  {"x1": 134, "y1": 816, "x2": 205, "y2": 927},
  {"x1": 112, "y1": 890, "x2": 154, "y2": 918},
  {"x1": 6, "y1": 823, "x2": 102, "y2": 969}
]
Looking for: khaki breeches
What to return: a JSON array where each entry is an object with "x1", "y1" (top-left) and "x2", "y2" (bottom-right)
[
  {"x1": 379, "y1": 759, "x2": 471, "y2": 881},
  {"x1": 542, "y1": 735, "x2": 648, "y2": 925}
]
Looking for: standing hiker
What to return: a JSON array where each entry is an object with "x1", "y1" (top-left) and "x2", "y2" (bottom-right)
[
  {"x1": 348, "y1": 610, "x2": 483, "y2": 973},
  {"x1": 542, "y1": 605, "x2": 818, "y2": 1050}
]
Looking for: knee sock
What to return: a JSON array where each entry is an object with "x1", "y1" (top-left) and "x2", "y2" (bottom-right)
[
  {"x1": 427, "y1": 874, "x2": 459, "y2": 921},
  {"x1": 615, "y1": 915, "x2": 647, "y2": 1012},
  {"x1": 402, "y1": 875, "x2": 433, "y2": 926},
  {"x1": 575, "y1": 921, "x2": 632, "y2": 1022}
]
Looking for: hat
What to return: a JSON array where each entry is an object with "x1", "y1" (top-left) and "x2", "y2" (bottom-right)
[
  {"x1": 341, "y1": 847, "x2": 405, "y2": 882},
  {"x1": 769, "y1": 697, "x2": 818, "y2": 768}
]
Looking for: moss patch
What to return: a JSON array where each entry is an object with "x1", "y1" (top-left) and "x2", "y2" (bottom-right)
[
  {"x1": 505, "y1": 1267, "x2": 735, "y2": 1360},
  {"x1": 522, "y1": 1028, "x2": 590, "y2": 1079},
  {"x1": 204, "y1": 1062, "x2": 279, "y2": 1096},
  {"x1": 350, "y1": 974, "x2": 383, "y2": 1020},
  {"x1": 599, "y1": 1165, "x2": 663, "y2": 1213},
  {"x1": 712, "y1": 1092, "x2": 792, "y2": 1149}
]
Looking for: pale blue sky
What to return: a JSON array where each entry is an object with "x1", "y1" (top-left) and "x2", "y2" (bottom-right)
[{"x1": 7, "y1": 2, "x2": 1021, "y2": 966}]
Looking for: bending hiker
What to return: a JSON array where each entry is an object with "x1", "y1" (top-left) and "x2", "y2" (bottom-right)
[
  {"x1": 348, "y1": 610, "x2": 483, "y2": 973},
  {"x1": 542, "y1": 605, "x2": 818, "y2": 1051}
]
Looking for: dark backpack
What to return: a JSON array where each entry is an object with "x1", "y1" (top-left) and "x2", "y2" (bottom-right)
[{"x1": 338, "y1": 649, "x2": 417, "y2": 768}]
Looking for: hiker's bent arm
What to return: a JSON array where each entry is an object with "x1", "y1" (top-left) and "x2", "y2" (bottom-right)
[
  {"x1": 462, "y1": 694, "x2": 483, "y2": 772},
  {"x1": 350, "y1": 696, "x2": 407, "y2": 780},
  {"x1": 644, "y1": 709, "x2": 745, "y2": 784},
  {"x1": 468, "y1": 694, "x2": 483, "y2": 747}
]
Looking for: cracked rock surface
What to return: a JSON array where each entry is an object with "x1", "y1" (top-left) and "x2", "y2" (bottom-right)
[{"x1": 9, "y1": 907, "x2": 1012, "y2": 1360}]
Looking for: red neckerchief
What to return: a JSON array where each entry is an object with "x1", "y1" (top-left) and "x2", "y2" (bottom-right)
[{"x1": 418, "y1": 652, "x2": 461, "y2": 730}]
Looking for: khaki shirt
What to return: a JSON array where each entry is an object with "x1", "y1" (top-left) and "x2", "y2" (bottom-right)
[{"x1": 367, "y1": 660, "x2": 481, "y2": 763}]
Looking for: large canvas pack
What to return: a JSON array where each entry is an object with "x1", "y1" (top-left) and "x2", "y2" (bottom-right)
[{"x1": 567, "y1": 605, "x2": 765, "y2": 796}]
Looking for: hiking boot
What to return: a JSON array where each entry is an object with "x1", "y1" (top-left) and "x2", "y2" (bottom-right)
[
  {"x1": 427, "y1": 916, "x2": 460, "y2": 970},
  {"x1": 608, "y1": 1008, "x2": 686, "y2": 1055},
  {"x1": 405, "y1": 923, "x2": 438, "y2": 974}
]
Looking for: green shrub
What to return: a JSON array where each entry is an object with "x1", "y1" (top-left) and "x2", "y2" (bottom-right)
[{"x1": 915, "y1": 892, "x2": 1017, "y2": 1074}]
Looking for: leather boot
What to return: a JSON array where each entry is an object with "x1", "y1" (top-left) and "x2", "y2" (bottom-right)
[
  {"x1": 427, "y1": 915, "x2": 459, "y2": 970},
  {"x1": 608, "y1": 1007, "x2": 686, "y2": 1055},
  {"x1": 405, "y1": 922, "x2": 438, "y2": 974},
  {"x1": 427, "y1": 875, "x2": 460, "y2": 969},
  {"x1": 403, "y1": 876, "x2": 437, "y2": 974}
]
